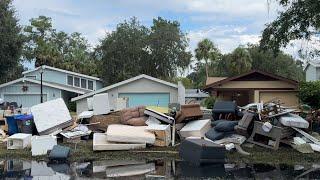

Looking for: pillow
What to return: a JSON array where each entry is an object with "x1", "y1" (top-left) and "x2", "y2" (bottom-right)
[
  {"x1": 214, "y1": 121, "x2": 238, "y2": 132},
  {"x1": 211, "y1": 120, "x2": 228, "y2": 127},
  {"x1": 205, "y1": 128, "x2": 225, "y2": 141}
]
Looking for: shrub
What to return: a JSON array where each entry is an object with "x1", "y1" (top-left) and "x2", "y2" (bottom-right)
[
  {"x1": 298, "y1": 81, "x2": 320, "y2": 109},
  {"x1": 203, "y1": 96, "x2": 215, "y2": 109}
]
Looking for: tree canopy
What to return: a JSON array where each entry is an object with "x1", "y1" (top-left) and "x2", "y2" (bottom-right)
[
  {"x1": 97, "y1": 17, "x2": 192, "y2": 85},
  {"x1": 23, "y1": 16, "x2": 100, "y2": 77},
  {"x1": 261, "y1": 0, "x2": 320, "y2": 56},
  {"x1": 0, "y1": 0, "x2": 24, "y2": 83}
]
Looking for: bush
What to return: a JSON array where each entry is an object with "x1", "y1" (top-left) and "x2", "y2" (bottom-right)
[
  {"x1": 203, "y1": 96, "x2": 215, "y2": 109},
  {"x1": 67, "y1": 101, "x2": 76, "y2": 112},
  {"x1": 298, "y1": 81, "x2": 320, "y2": 109}
]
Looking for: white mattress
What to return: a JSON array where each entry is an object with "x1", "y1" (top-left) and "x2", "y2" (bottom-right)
[
  {"x1": 31, "y1": 98, "x2": 72, "y2": 135},
  {"x1": 279, "y1": 113, "x2": 309, "y2": 129},
  {"x1": 93, "y1": 133, "x2": 146, "y2": 151},
  {"x1": 106, "y1": 125, "x2": 155, "y2": 144},
  {"x1": 180, "y1": 119, "x2": 211, "y2": 138}
]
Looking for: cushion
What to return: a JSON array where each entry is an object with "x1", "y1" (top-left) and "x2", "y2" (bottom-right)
[
  {"x1": 211, "y1": 120, "x2": 228, "y2": 127},
  {"x1": 214, "y1": 121, "x2": 238, "y2": 132},
  {"x1": 205, "y1": 128, "x2": 225, "y2": 141}
]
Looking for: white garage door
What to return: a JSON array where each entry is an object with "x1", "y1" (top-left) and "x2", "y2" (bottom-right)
[{"x1": 4, "y1": 94, "x2": 47, "y2": 108}]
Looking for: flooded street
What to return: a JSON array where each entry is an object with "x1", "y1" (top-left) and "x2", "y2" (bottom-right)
[{"x1": 1, "y1": 159, "x2": 320, "y2": 179}]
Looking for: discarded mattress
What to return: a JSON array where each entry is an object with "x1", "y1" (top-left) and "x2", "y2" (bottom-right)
[
  {"x1": 106, "y1": 125, "x2": 155, "y2": 144},
  {"x1": 144, "y1": 108, "x2": 174, "y2": 124},
  {"x1": 180, "y1": 119, "x2": 211, "y2": 138},
  {"x1": 30, "y1": 98, "x2": 73, "y2": 135},
  {"x1": 93, "y1": 93, "x2": 111, "y2": 115},
  {"x1": 279, "y1": 113, "x2": 309, "y2": 129},
  {"x1": 106, "y1": 163, "x2": 155, "y2": 177},
  {"x1": 179, "y1": 138, "x2": 226, "y2": 165},
  {"x1": 93, "y1": 133, "x2": 146, "y2": 151}
]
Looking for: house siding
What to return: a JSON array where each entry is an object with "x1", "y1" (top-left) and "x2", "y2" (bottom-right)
[
  {"x1": 75, "y1": 78, "x2": 178, "y2": 114},
  {"x1": 0, "y1": 81, "x2": 62, "y2": 107},
  {"x1": 306, "y1": 65, "x2": 317, "y2": 81}
]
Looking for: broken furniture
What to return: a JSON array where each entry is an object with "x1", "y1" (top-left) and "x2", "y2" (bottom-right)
[
  {"x1": 31, "y1": 98, "x2": 73, "y2": 135},
  {"x1": 144, "y1": 108, "x2": 174, "y2": 124},
  {"x1": 93, "y1": 133, "x2": 146, "y2": 151},
  {"x1": 120, "y1": 106, "x2": 147, "y2": 126},
  {"x1": 212, "y1": 101, "x2": 239, "y2": 120},
  {"x1": 179, "y1": 138, "x2": 226, "y2": 165},
  {"x1": 15, "y1": 114, "x2": 34, "y2": 134},
  {"x1": 234, "y1": 112, "x2": 255, "y2": 137},
  {"x1": 7, "y1": 133, "x2": 31, "y2": 150},
  {"x1": 205, "y1": 120, "x2": 238, "y2": 141},
  {"x1": 106, "y1": 124, "x2": 155, "y2": 144},
  {"x1": 48, "y1": 145, "x2": 70, "y2": 161},
  {"x1": 89, "y1": 112, "x2": 121, "y2": 132},
  {"x1": 247, "y1": 121, "x2": 294, "y2": 150},
  {"x1": 175, "y1": 104, "x2": 203, "y2": 123},
  {"x1": 31, "y1": 135, "x2": 57, "y2": 156},
  {"x1": 179, "y1": 119, "x2": 211, "y2": 138},
  {"x1": 146, "y1": 124, "x2": 171, "y2": 146},
  {"x1": 93, "y1": 93, "x2": 111, "y2": 115}
]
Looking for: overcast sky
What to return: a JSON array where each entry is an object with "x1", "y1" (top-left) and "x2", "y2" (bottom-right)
[{"x1": 13, "y1": 0, "x2": 304, "y2": 71}]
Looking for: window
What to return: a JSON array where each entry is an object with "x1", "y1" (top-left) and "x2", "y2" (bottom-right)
[
  {"x1": 26, "y1": 75, "x2": 36, "y2": 80},
  {"x1": 81, "y1": 79, "x2": 87, "y2": 89},
  {"x1": 67, "y1": 75, "x2": 73, "y2": 86},
  {"x1": 88, "y1": 80, "x2": 94, "y2": 90},
  {"x1": 74, "y1": 77, "x2": 80, "y2": 87}
]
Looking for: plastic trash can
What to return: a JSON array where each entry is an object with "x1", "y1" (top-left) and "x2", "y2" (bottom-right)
[
  {"x1": 14, "y1": 114, "x2": 34, "y2": 134},
  {"x1": 6, "y1": 116, "x2": 18, "y2": 135}
]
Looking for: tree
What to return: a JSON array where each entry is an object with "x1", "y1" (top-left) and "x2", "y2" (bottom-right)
[
  {"x1": 149, "y1": 17, "x2": 192, "y2": 79},
  {"x1": 225, "y1": 47, "x2": 252, "y2": 76},
  {"x1": 195, "y1": 39, "x2": 220, "y2": 78},
  {"x1": 298, "y1": 81, "x2": 320, "y2": 109},
  {"x1": 261, "y1": 0, "x2": 320, "y2": 56},
  {"x1": 97, "y1": 17, "x2": 192, "y2": 85},
  {"x1": 23, "y1": 16, "x2": 99, "y2": 76},
  {"x1": 96, "y1": 17, "x2": 150, "y2": 84},
  {"x1": 248, "y1": 44, "x2": 304, "y2": 81},
  {"x1": 0, "y1": 0, "x2": 24, "y2": 83}
]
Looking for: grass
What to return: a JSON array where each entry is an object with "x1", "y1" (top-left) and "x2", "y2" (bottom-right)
[{"x1": 2, "y1": 140, "x2": 320, "y2": 165}]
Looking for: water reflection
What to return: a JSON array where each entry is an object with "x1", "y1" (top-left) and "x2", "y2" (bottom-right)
[{"x1": 0, "y1": 159, "x2": 319, "y2": 179}]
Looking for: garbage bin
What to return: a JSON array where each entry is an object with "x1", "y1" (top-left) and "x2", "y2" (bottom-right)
[
  {"x1": 14, "y1": 114, "x2": 34, "y2": 134},
  {"x1": 6, "y1": 116, "x2": 18, "y2": 135}
]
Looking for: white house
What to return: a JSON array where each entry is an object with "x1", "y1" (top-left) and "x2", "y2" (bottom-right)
[
  {"x1": 305, "y1": 61, "x2": 320, "y2": 81},
  {"x1": 71, "y1": 74, "x2": 185, "y2": 114}
]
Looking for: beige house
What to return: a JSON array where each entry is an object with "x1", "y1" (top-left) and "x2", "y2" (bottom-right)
[{"x1": 204, "y1": 70, "x2": 299, "y2": 106}]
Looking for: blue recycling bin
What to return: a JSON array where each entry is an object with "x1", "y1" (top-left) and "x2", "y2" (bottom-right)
[
  {"x1": 14, "y1": 114, "x2": 34, "y2": 134},
  {"x1": 5, "y1": 116, "x2": 18, "y2": 135}
]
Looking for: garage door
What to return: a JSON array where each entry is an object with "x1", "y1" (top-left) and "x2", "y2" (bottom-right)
[
  {"x1": 4, "y1": 94, "x2": 47, "y2": 108},
  {"x1": 119, "y1": 93, "x2": 170, "y2": 107},
  {"x1": 259, "y1": 91, "x2": 299, "y2": 106}
]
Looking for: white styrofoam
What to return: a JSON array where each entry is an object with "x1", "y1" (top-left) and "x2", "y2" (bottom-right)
[
  {"x1": 106, "y1": 125, "x2": 155, "y2": 144},
  {"x1": 31, "y1": 98, "x2": 72, "y2": 135},
  {"x1": 279, "y1": 113, "x2": 309, "y2": 129},
  {"x1": 31, "y1": 135, "x2": 57, "y2": 156},
  {"x1": 87, "y1": 97, "x2": 93, "y2": 110},
  {"x1": 180, "y1": 119, "x2": 211, "y2": 138},
  {"x1": 78, "y1": 111, "x2": 93, "y2": 119},
  {"x1": 7, "y1": 133, "x2": 32, "y2": 150},
  {"x1": 93, "y1": 93, "x2": 110, "y2": 115},
  {"x1": 93, "y1": 133, "x2": 146, "y2": 151}
]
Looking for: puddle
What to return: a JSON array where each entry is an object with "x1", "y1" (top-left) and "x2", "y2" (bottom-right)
[{"x1": 0, "y1": 159, "x2": 320, "y2": 179}]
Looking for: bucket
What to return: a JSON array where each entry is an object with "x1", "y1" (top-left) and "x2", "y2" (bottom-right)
[{"x1": 6, "y1": 116, "x2": 18, "y2": 135}]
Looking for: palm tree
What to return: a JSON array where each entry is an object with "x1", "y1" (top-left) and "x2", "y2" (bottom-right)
[
  {"x1": 227, "y1": 47, "x2": 252, "y2": 75},
  {"x1": 195, "y1": 39, "x2": 220, "y2": 78}
]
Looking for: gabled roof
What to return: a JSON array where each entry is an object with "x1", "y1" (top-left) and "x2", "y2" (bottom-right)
[
  {"x1": 204, "y1": 70, "x2": 298, "y2": 90},
  {"x1": 71, "y1": 74, "x2": 178, "y2": 102},
  {"x1": 0, "y1": 78, "x2": 89, "y2": 94},
  {"x1": 22, "y1": 65, "x2": 102, "y2": 81},
  {"x1": 206, "y1": 77, "x2": 227, "y2": 86}
]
